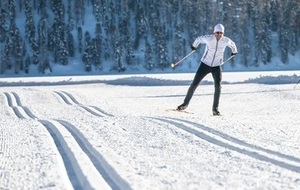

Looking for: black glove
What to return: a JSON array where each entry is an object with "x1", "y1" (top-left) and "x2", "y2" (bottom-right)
[
  {"x1": 190, "y1": 45, "x2": 197, "y2": 51},
  {"x1": 231, "y1": 52, "x2": 237, "y2": 56}
]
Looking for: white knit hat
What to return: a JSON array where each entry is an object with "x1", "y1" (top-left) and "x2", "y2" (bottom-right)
[{"x1": 214, "y1": 24, "x2": 224, "y2": 33}]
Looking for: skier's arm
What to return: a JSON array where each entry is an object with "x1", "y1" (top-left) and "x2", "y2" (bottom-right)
[
  {"x1": 191, "y1": 35, "x2": 208, "y2": 50},
  {"x1": 228, "y1": 39, "x2": 238, "y2": 55}
]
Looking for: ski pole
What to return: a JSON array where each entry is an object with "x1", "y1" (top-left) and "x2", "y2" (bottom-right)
[
  {"x1": 294, "y1": 79, "x2": 300, "y2": 89},
  {"x1": 171, "y1": 50, "x2": 196, "y2": 68},
  {"x1": 222, "y1": 55, "x2": 235, "y2": 64}
]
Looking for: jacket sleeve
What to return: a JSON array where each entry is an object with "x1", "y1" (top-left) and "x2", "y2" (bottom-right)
[
  {"x1": 228, "y1": 39, "x2": 238, "y2": 54},
  {"x1": 192, "y1": 35, "x2": 208, "y2": 48}
]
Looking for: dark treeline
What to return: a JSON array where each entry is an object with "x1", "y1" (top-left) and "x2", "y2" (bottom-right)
[{"x1": 0, "y1": 0, "x2": 299, "y2": 74}]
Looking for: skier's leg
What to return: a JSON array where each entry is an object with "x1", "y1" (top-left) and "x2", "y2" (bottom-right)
[
  {"x1": 211, "y1": 66, "x2": 222, "y2": 113},
  {"x1": 178, "y1": 63, "x2": 210, "y2": 110}
]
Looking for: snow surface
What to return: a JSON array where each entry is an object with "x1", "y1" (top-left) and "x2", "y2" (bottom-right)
[{"x1": 1, "y1": 70, "x2": 300, "y2": 190}]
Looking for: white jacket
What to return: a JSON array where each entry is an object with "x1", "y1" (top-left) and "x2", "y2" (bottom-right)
[{"x1": 192, "y1": 35, "x2": 237, "y2": 67}]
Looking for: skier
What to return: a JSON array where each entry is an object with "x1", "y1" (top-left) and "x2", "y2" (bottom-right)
[{"x1": 177, "y1": 24, "x2": 238, "y2": 115}]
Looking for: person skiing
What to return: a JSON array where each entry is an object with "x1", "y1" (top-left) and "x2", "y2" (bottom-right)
[{"x1": 177, "y1": 24, "x2": 238, "y2": 115}]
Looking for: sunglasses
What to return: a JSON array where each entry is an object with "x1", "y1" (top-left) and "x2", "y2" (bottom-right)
[{"x1": 215, "y1": 32, "x2": 223, "y2": 34}]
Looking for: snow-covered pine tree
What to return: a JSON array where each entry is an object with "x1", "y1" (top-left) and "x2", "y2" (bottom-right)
[
  {"x1": 168, "y1": 1, "x2": 182, "y2": 64},
  {"x1": 93, "y1": 0, "x2": 101, "y2": 22},
  {"x1": 251, "y1": 1, "x2": 272, "y2": 66},
  {"x1": 82, "y1": 46, "x2": 91, "y2": 71},
  {"x1": 74, "y1": 0, "x2": 85, "y2": 25},
  {"x1": 114, "y1": 41, "x2": 125, "y2": 72},
  {"x1": 156, "y1": 24, "x2": 168, "y2": 69},
  {"x1": 260, "y1": 3, "x2": 272, "y2": 65},
  {"x1": 24, "y1": 55, "x2": 30, "y2": 73},
  {"x1": 286, "y1": 0, "x2": 298, "y2": 56},
  {"x1": 0, "y1": 46, "x2": 4, "y2": 74},
  {"x1": 94, "y1": 23, "x2": 102, "y2": 70},
  {"x1": 278, "y1": 1, "x2": 292, "y2": 64},
  {"x1": 37, "y1": 0, "x2": 48, "y2": 18},
  {"x1": 67, "y1": 31, "x2": 75, "y2": 57},
  {"x1": 0, "y1": 10, "x2": 7, "y2": 43},
  {"x1": 92, "y1": 38, "x2": 101, "y2": 69},
  {"x1": 3, "y1": 38, "x2": 12, "y2": 71},
  {"x1": 135, "y1": 2, "x2": 146, "y2": 50},
  {"x1": 119, "y1": 3, "x2": 133, "y2": 66},
  {"x1": 59, "y1": 39, "x2": 68, "y2": 65},
  {"x1": 77, "y1": 26, "x2": 83, "y2": 53},
  {"x1": 145, "y1": 40, "x2": 153, "y2": 70},
  {"x1": 24, "y1": 0, "x2": 35, "y2": 40},
  {"x1": 37, "y1": 17, "x2": 49, "y2": 72},
  {"x1": 82, "y1": 31, "x2": 92, "y2": 71},
  {"x1": 84, "y1": 31, "x2": 91, "y2": 47},
  {"x1": 270, "y1": 1, "x2": 278, "y2": 31},
  {"x1": 12, "y1": 26, "x2": 23, "y2": 73},
  {"x1": 8, "y1": 0, "x2": 16, "y2": 22},
  {"x1": 30, "y1": 37, "x2": 39, "y2": 65},
  {"x1": 239, "y1": 3, "x2": 251, "y2": 67}
]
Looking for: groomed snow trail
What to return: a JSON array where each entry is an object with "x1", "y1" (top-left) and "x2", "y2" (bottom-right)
[{"x1": 1, "y1": 72, "x2": 300, "y2": 189}]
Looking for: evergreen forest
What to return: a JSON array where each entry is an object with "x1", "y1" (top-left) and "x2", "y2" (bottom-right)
[{"x1": 0, "y1": 0, "x2": 299, "y2": 74}]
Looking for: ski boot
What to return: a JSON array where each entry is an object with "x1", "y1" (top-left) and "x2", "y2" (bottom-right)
[
  {"x1": 213, "y1": 107, "x2": 221, "y2": 116},
  {"x1": 177, "y1": 103, "x2": 188, "y2": 111}
]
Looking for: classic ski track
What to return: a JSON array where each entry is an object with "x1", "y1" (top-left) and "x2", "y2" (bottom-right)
[
  {"x1": 38, "y1": 120, "x2": 86, "y2": 189},
  {"x1": 38, "y1": 120, "x2": 118, "y2": 190},
  {"x1": 151, "y1": 117, "x2": 300, "y2": 174},
  {"x1": 55, "y1": 119, "x2": 131, "y2": 190},
  {"x1": 2, "y1": 92, "x2": 128, "y2": 190},
  {"x1": 4, "y1": 92, "x2": 37, "y2": 119},
  {"x1": 54, "y1": 91, "x2": 113, "y2": 117}
]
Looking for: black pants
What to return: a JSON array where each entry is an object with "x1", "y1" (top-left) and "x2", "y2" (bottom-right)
[{"x1": 183, "y1": 63, "x2": 222, "y2": 109}]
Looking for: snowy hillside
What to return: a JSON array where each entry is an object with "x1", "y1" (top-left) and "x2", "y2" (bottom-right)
[
  {"x1": 1, "y1": 70, "x2": 300, "y2": 189},
  {"x1": 0, "y1": 0, "x2": 299, "y2": 75}
]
